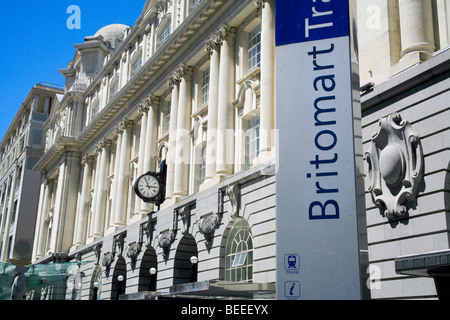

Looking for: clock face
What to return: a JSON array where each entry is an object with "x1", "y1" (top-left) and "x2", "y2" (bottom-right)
[{"x1": 137, "y1": 174, "x2": 160, "y2": 199}]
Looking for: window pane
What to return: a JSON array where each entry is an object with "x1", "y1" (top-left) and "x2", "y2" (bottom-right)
[
  {"x1": 245, "y1": 116, "x2": 260, "y2": 168},
  {"x1": 247, "y1": 24, "x2": 261, "y2": 71},
  {"x1": 224, "y1": 219, "x2": 253, "y2": 282},
  {"x1": 201, "y1": 67, "x2": 210, "y2": 106}
]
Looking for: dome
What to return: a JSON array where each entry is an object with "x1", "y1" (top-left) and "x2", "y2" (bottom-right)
[{"x1": 94, "y1": 24, "x2": 129, "y2": 47}]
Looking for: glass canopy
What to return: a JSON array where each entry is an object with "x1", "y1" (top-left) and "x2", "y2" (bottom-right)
[{"x1": 0, "y1": 261, "x2": 91, "y2": 300}]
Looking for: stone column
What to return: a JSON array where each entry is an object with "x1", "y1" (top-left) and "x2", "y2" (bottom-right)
[
  {"x1": 89, "y1": 150, "x2": 101, "y2": 238},
  {"x1": 398, "y1": 0, "x2": 435, "y2": 58},
  {"x1": 136, "y1": 96, "x2": 160, "y2": 213},
  {"x1": 114, "y1": 120, "x2": 133, "y2": 227},
  {"x1": 135, "y1": 103, "x2": 149, "y2": 215},
  {"x1": 173, "y1": 66, "x2": 193, "y2": 198},
  {"x1": 257, "y1": 0, "x2": 276, "y2": 160},
  {"x1": 216, "y1": 26, "x2": 236, "y2": 178},
  {"x1": 166, "y1": 71, "x2": 181, "y2": 199},
  {"x1": 74, "y1": 156, "x2": 93, "y2": 246},
  {"x1": 110, "y1": 131, "x2": 122, "y2": 229},
  {"x1": 204, "y1": 36, "x2": 221, "y2": 182},
  {"x1": 0, "y1": 181, "x2": 10, "y2": 254},
  {"x1": 93, "y1": 139, "x2": 112, "y2": 237},
  {"x1": 137, "y1": 104, "x2": 149, "y2": 175},
  {"x1": 143, "y1": 96, "x2": 160, "y2": 173},
  {"x1": 35, "y1": 179, "x2": 52, "y2": 257},
  {"x1": 0, "y1": 166, "x2": 17, "y2": 260}
]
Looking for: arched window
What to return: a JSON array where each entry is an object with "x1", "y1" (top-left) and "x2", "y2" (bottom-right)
[
  {"x1": 157, "y1": 17, "x2": 171, "y2": 49},
  {"x1": 109, "y1": 76, "x2": 119, "y2": 101},
  {"x1": 225, "y1": 219, "x2": 253, "y2": 282},
  {"x1": 130, "y1": 49, "x2": 143, "y2": 78},
  {"x1": 90, "y1": 98, "x2": 100, "y2": 121}
]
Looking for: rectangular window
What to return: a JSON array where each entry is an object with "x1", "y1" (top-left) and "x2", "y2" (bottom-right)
[
  {"x1": 245, "y1": 115, "x2": 260, "y2": 168},
  {"x1": 247, "y1": 24, "x2": 261, "y2": 71},
  {"x1": 201, "y1": 67, "x2": 210, "y2": 107},
  {"x1": 198, "y1": 145, "x2": 206, "y2": 187}
]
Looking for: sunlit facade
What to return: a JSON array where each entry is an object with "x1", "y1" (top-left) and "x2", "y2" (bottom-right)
[{"x1": 1, "y1": 0, "x2": 450, "y2": 300}]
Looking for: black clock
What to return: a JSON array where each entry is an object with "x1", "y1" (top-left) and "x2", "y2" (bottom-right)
[{"x1": 134, "y1": 171, "x2": 165, "y2": 205}]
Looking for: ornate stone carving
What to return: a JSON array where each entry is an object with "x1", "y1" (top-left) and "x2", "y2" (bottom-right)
[
  {"x1": 199, "y1": 214, "x2": 221, "y2": 249},
  {"x1": 179, "y1": 205, "x2": 192, "y2": 234},
  {"x1": 158, "y1": 231, "x2": 173, "y2": 249},
  {"x1": 157, "y1": 0, "x2": 172, "y2": 16},
  {"x1": 126, "y1": 242, "x2": 141, "y2": 269},
  {"x1": 113, "y1": 233, "x2": 126, "y2": 257},
  {"x1": 205, "y1": 25, "x2": 237, "y2": 54},
  {"x1": 93, "y1": 244, "x2": 102, "y2": 265},
  {"x1": 81, "y1": 155, "x2": 94, "y2": 167},
  {"x1": 365, "y1": 113, "x2": 424, "y2": 219},
  {"x1": 102, "y1": 252, "x2": 114, "y2": 275},
  {"x1": 168, "y1": 65, "x2": 193, "y2": 88},
  {"x1": 226, "y1": 183, "x2": 241, "y2": 218},
  {"x1": 199, "y1": 214, "x2": 220, "y2": 235},
  {"x1": 254, "y1": 0, "x2": 266, "y2": 9},
  {"x1": 140, "y1": 95, "x2": 161, "y2": 112},
  {"x1": 96, "y1": 139, "x2": 112, "y2": 153}
]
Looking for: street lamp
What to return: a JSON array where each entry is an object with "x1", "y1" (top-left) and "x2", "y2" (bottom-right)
[
  {"x1": 149, "y1": 267, "x2": 157, "y2": 291},
  {"x1": 117, "y1": 275, "x2": 124, "y2": 300},
  {"x1": 93, "y1": 281, "x2": 99, "y2": 300},
  {"x1": 190, "y1": 256, "x2": 198, "y2": 283}
]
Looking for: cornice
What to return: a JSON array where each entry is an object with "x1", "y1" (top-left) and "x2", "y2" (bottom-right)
[
  {"x1": 76, "y1": 0, "x2": 227, "y2": 148},
  {"x1": 33, "y1": 0, "x2": 252, "y2": 174},
  {"x1": 33, "y1": 136, "x2": 79, "y2": 174}
]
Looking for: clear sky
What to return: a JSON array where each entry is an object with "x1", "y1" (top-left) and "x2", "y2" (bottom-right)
[{"x1": 0, "y1": 0, "x2": 145, "y2": 140}]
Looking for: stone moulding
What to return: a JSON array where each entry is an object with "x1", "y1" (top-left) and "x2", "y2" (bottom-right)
[{"x1": 365, "y1": 113, "x2": 424, "y2": 219}]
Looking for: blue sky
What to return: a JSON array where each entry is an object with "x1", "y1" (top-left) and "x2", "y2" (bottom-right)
[{"x1": 0, "y1": 0, "x2": 145, "y2": 140}]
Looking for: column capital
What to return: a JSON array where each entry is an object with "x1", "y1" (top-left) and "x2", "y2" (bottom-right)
[
  {"x1": 217, "y1": 25, "x2": 237, "y2": 42},
  {"x1": 254, "y1": 0, "x2": 273, "y2": 9},
  {"x1": 254, "y1": 0, "x2": 264, "y2": 8},
  {"x1": 168, "y1": 65, "x2": 194, "y2": 88},
  {"x1": 81, "y1": 155, "x2": 94, "y2": 166},
  {"x1": 142, "y1": 95, "x2": 161, "y2": 110},
  {"x1": 96, "y1": 139, "x2": 112, "y2": 153},
  {"x1": 118, "y1": 119, "x2": 134, "y2": 132},
  {"x1": 138, "y1": 103, "x2": 150, "y2": 114},
  {"x1": 205, "y1": 26, "x2": 236, "y2": 54},
  {"x1": 205, "y1": 38, "x2": 219, "y2": 55}
]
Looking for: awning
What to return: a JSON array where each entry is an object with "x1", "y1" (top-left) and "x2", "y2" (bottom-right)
[
  {"x1": 119, "y1": 280, "x2": 276, "y2": 300},
  {"x1": 395, "y1": 250, "x2": 450, "y2": 277}
]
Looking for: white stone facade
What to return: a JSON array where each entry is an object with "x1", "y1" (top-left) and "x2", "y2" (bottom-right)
[
  {"x1": 359, "y1": 0, "x2": 450, "y2": 300},
  {"x1": 30, "y1": 0, "x2": 277, "y2": 300},
  {"x1": 2, "y1": 0, "x2": 449, "y2": 300}
]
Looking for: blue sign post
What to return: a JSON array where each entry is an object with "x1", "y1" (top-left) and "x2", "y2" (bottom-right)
[{"x1": 275, "y1": 0, "x2": 365, "y2": 300}]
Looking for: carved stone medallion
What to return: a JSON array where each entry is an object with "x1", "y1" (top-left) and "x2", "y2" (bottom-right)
[{"x1": 364, "y1": 113, "x2": 424, "y2": 219}]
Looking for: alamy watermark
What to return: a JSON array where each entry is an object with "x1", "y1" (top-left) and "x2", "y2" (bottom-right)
[{"x1": 67, "y1": 5, "x2": 81, "y2": 30}]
